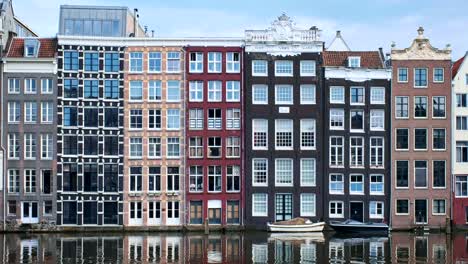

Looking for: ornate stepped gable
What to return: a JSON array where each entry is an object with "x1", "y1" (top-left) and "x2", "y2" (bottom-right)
[{"x1": 391, "y1": 27, "x2": 451, "y2": 60}]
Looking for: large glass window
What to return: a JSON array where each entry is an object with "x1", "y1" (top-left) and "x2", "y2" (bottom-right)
[
  {"x1": 433, "y1": 96, "x2": 446, "y2": 118},
  {"x1": 149, "y1": 80, "x2": 162, "y2": 101},
  {"x1": 414, "y1": 68, "x2": 428, "y2": 87},
  {"x1": 148, "y1": 52, "x2": 162, "y2": 72},
  {"x1": 330, "y1": 136, "x2": 344, "y2": 167},
  {"x1": 253, "y1": 159, "x2": 268, "y2": 186},
  {"x1": 105, "y1": 80, "x2": 119, "y2": 99},
  {"x1": 84, "y1": 52, "x2": 99, "y2": 72},
  {"x1": 189, "y1": 166, "x2": 203, "y2": 192},
  {"x1": 208, "y1": 166, "x2": 222, "y2": 192},
  {"x1": 208, "y1": 52, "x2": 222, "y2": 73},
  {"x1": 129, "y1": 81, "x2": 143, "y2": 101},
  {"x1": 189, "y1": 52, "x2": 203, "y2": 73},
  {"x1": 300, "y1": 119, "x2": 315, "y2": 149},
  {"x1": 300, "y1": 159, "x2": 316, "y2": 186},
  {"x1": 64, "y1": 51, "x2": 79, "y2": 71},
  {"x1": 129, "y1": 52, "x2": 143, "y2": 72},
  {"x1": 167, "y1": 80, "x2": 180, "y2": 102},
  {"x1": 275, "y1": 61, "x2": 293, "y2": 76},
  {"x1": 395, "y1": 96, "x2": 409, "y2": 118},
  {"x1": 414, "y1": 128, "x2": 427, "y2": 150},
  {"x1": 105, "y1": 53, "x2": 120, "y2": 72},
  {"x1": 275, "y1": 119, "x2": 293, "y2": 149},
  {"x1": 63, "y1": 78, "x2": 78, "y2": 98},
  {"x1": 415, "y1": 160, "x2": 428, "y2": 188},
  {"x1": 275, "y1": 159, "x2": 293, "y2": 186},
  {"x1": 433, "y1": 160, "x2": 446, "y2": 188},
  {"x1": 275, "y1": 85, "x2": 293, "y2": 104},
  {"x1": 253, "y1": 119, "x2": 268, "y2": 149}
]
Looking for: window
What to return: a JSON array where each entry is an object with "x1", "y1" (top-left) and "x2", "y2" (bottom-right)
[
  {"x1": 456, "y1": 176, "x2": 468, "y2": 197},
  {"x1": 329, "y1": 201, "x2": 344, "y2": 218},
  {"x1": 208, "y1": 109, "x2": 222, "y2": 129},
  {"x1": 395, "y1": 96, "x2": 409, "y2": 118},
  {"x1": 129, "y1": 137, "x2": 143, "y2": 158},
  {"x1": 167, "y1": 137, "x2": 180, "y2": 158},
  {"x1": 350, "y1": 174, "x2": 364, "y2": 194},
  {"x1": 433, "y1": 160, "x2": 446, "y2": 188},
  {"x1": 370, "y1": 175, "x2": 384, "y2": 195},
  {"x1": 105, "y1": 108, "x2": 119, "y2": 128},
  {"x1": 129, "y1": 167, "x2": 142, "y2": 192},
  {"x1": 148, "y1": 137, "x2": 161, "y2": 158},
  {"x1": 414, "y1": 128, "x2": 427, "y2": 150},
  {"x1": 253, "y1": 159, "x2": 268, "y2": 186},
  {"x1": 456, "y1": 141, "x2": 468, "y2": 163},
  {"x1": 63, "y1": 107, "x2": 77, "y2": 126},
  {"x1": 148, "y1": 109, "x2": 161, "y2": 130},
  {"x1": 350, "y1": 87, "x2": 364, "y2": 104},
  {"x1": 189, "y1": 81, "x2": 203, "y2": 102},
  {"x1": 300, "y1": 119, "x2": 316, "y2": 149},
  {"x1": 8, "y1": 169, "x2": 20, "y2": 193},
  {"x1": 45, "y1": 201, "x2": 53, "y2": 214},
  {"x1": 458, "y1": 94, "x2": 468, "y2": 107},
  {"x1": 148, "y1": 52, "x2": 162, "y2": 72},
  {"x1": 129, "y1": 81, "x2": 143, "y2": 101},
  {"x1": 300, "y1": 85, "x2": 316, "y2": 104},
  {"x1": 7, "y1": 133, "x2": 19, "y2": 159},
  {"x1": 8, "y1": 78, "x2": 20, "y2": 93},
  {"x1": 104, "y1": 80, "x2": 119, "y2": 99},
  {"x1": 369, "y1": 201, "x2": 384, "y2": 219},
  {"x1": 226, "y1": 81, "x2": 240, "y2": 102},
  {"x1": 329, "y1": 109, "x2": 344, "y2": 130},
  {"x1": 253, "y1": 119, "x2": 268, "y2": 149},
  {"x1": 370, "y1": 110, "x2": 385, "y2": 130},
  {"x1": 350, "y1": 110, "x2": 364, "y2": 131},
  {"x1": 330, "y1": 136, "x2": 344, "y2": 167},
  {"x1": 370, "y1": 137, "x2": 384, "y2": 168},
  {"x1": 189, "y1": 137, "x2": 203, "y2": 158},
  {"x1": 64, "y1": 51, "x2": 79, "y2": 71},
  {"x1": 24, "y1": 102, "x2": 37, "y2": 123},
  {"x1": 208, "y1": 81, "x2": 222, "y2": 102},
  {"x1": 208, "y1": 166, "x2": 222, "y2": 192},
  {"x1": 396, "y1": 128, "x2": 409, "y2": 150},
  {"x1": 41, "y1": 79, "x2": 53, "y2": 94},
  {"x1": 41, "y1": 102, "x2": 53, "y2": 123},
  {"x1": 433, "y1": 68, "x2": 444, "y2": 82},
  {"x1": 300, "y1": 194, "x2": 316, "y2": 216},
  {"x1": 208, "y1": 137, "x2": 221, "y2": 158},
  {"x1": 329, "y1": 174, "x2": 344, "y2": 194},
  {"x1": 24, "y1": 169, "x2": 36, "y2": 193},
  {"x1": 396, "y1": 200, "x2": 409, "y2": 215},
  {"x1": 129, "y1": 52, "x2": 143, "y2": 72},
  {"x1": 330, "y1": 86, "x2": 345, "y2": 103},
  {"x1": 189, "y1": 52, "x2": 203, "y2": 73},
  {"x1": 275, "y1": 85, "x2": 293, "y2": 104},
  {"x1": 275, "y1": 119, "x2": 293, "y2": 149},
  {"x1": 252, "y1": 193, "x2": 268, "y2": 216},
  {"x1": 104, "y1": 136, "x2": 119, "y2": 156},
  {"x1": 63, "y1": 135, "x2": 78, "y2": 155},
  {"x1": 105, "y1": 53, "x2": 120, "y2": 72},
  {"x1": 226, "y1": 52, "x2": 240, "y2": 73},
  {"x1": 167, "y1": 52, "x2": 181, "y2": 72},
  {"x1": 415, "y1": 160, "x2": 428, "y2": 188},
  {"x1": 275, "y1": 159, "x2": 293, "y2": 186},
  {"x1": 252, "y1": 60, "x2": 267, "y2": 76},
  {"x1": 432, "y1": 96, "x2": 446, "y2": 118},
  {"x1": 433, "y1": 128, "x2": 446, "y2": 150},
  {"x1": 189, "y1": 109, "x2": 203, "y2": 129},
  {"x1": 227, "y1": 165, "x2": 240, "y2": 192},
  {"x1": 83, "y1": 164, "x2": 98, "y2": 192},
  {"x1": 301, "y1": 159, "x2": 316, "y2": 186},
  {"x1": 63, "y1": 78, "x2": 78, "y2": 98},
  {"x1": 189, "y1": 166, "x2": 203, "y2": 192},
  {"x1": 24, "y1": 133, "x2": 36, "y2": 159},
  {"x1": 414, "y1": 68, "x2": 428, "y2": 87},
  {"x1": 275, "y1": 61, "x2": 293, "y2": 76},
  {"x1": 41, "y1": 134, "x2": 53, "y2": 159},
  {"x1": 226, "y1": 108, "x2": 241, "y2": 129},
  {"x1": 396, "y1": 160, "x2": 409, "y2": 188},
  {"x1": 7, "y1": 201, "x2": 16, "y2": 215},
  {"x1": 370, "y1": 87, "x2": 385, "y2": 104},
  {"x1": 398, "y1": 68, "x2": 408, "y2": 82},
  {"x1": 300, "y1": 60, "x2": 316, "y2": 76},
  {"x1": 414, "y1": 96, "x2": 427, "y2": 118},
  {"x1": 208, "y1": 52, "x2": 222, "y2": 73},
  {"x1": 348, "y1": 56, "x2": 361, "y2": 67},
  {"x1": 24, "y1": 79, "x2": 37, "y2": 94},
  {"x1": 129, "y1": 109, "x2": 142, "y2": 129},
  {"x1": 167, "y1": 109, "x2": 180, "y2": 130},
  {"x1": 104, "y1": 164, "x2": 118, "y2": 193},
  {"x1": 8, "y1": 101, "x2": 20, "y2": 123},
  {"x1": 84, "y1": 52, "x2": 99, "y2": 72},
  {"x1": 166, "y1": 80, "x2": 180, "y2": 102},
  {"x1": 252, "y1": 85, "x2": 268, "y2": 104},
  {"x1": 226, "y1": 137, "x2": 241, "y2": 157},
  {"x1": 227, "y1": 201, "x2": 240, "y2": 224},
  {"x1": 84, "y1": 108, "x2": 98, "y2": 127},
  {"x1": 457, "y1": 116, "x2": 468, "y2": 130},
  {"x1": 148, "y1": 80, "x2": 162, "y2": 101}
]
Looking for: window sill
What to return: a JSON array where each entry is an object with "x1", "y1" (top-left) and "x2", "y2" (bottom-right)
[
  {"x1": 329, "y1": 192, "x2": 344, "y2": 195},
  {"x1": 432, "y1": 187, "x2": 447, "y2": 190},
  {"x1": 395, "y1": 149, "x2": 409, "y2": 152},
  {"x1": 432, "y1": 149, "x2": 446, "y2": 152},
  {"x1": 370, "y1": 193, "x2": 385, "y2": 196}
]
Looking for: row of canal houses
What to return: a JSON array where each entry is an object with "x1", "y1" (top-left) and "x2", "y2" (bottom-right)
[{"x1": 0, "y1": 3, "x2": 467, "y2": 231}]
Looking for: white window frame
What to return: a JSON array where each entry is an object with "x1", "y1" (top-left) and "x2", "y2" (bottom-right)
[
  {"x1": 350, "y1": 87, "x2": 365, "y2": 105},
  {"x1": 208, "y1": 81, "x2": 222, "y2": 102},
  {"x1": 275, "y1": 119, "x2": 293, "y2": 150},
  {"x1": 300, "y1": 159, "x2": 316, "y2": 187},
  {"x1": 148, "y1": 80, "x2": 162, "y2": 101},
  {"x1": 8, "y1": 101, "x2": 20, "y2": 123},
  {"x1": 226, "y1": 81, "x2": 240, "y2": 102},
  {"x1": 252, "y1": 60, "x2": 268, "y2": 76},
  {"x1": 41, "y1": 102, "x2": 53, "y2": 124},
  {"x1": 349, "y1": 174, "x2": 364, "y2": 195},
  {"x1": 433, "y1": 68, "x2": 444, "y2": 83},
  {"x1": 348, "y1": 56, "x2": 361, "y2": 68},
  {"x1": 395, "y1": 199, "x2": 410, "y2": 215},
  {"x1": 414, "y1": 67, "x2": 428, "y2": 88},
  {"x1": 330, "y1": 109, "x2": 344, "y2": 130},
  {"x1": 432, "y1": 199, "x2": 446, "y2": 215},
  {"x1": 414, "y1": 160, "x2": 428, "y2": 189},
  {"x1": 41, "y1": 134, "x2": 53, "y2": 160},
  {"x1": 300, "y1": 119, "x2": 316, "y2": 150},
  {"x1": 24, "y1": 133, "x2": 36, "y2": 160},
  {"x1": 189, "y1": 81, "x2": 203, "y2": 102},
  {"x1": 300, "y1": 60, "x2": 316, "y2": 76},
  {"x1": 329, "y1": 136, "x2": 344, "y2": 167},
  {"x1": 329, "y1": 174, "x2": 344, "y2": 195},
  {"x1": 252, "y1": 158, "x2": 268, "y2": 186},
  {"x1": 226, "y1": 108, "x2": 241, "y2": 130},
  {"x1": 300, "y1": 193, "x2": 316, "y2": 217},
  {"x1": 8, "y1": 78, "x2": 20, "y2": 94},
  {"x1": 189, "y1": 109, "x2": 203, "y2": 130},
  {"x1": 166, "y1": 52, "x2": 181, "y2": 73},
  {"x1": 350, "y1": 137, "x2": 364, "y2": 168},
  {"x1": 397, "y1": 67, "x2": 408, "y2": 83},
  {"x1": 166, "y1": 137, "x2": 180, "y2": 158},
  {"x1": 275, "y1": 85, "x2": 293, "y2": 105},
  {"x1": 370, "y1": 110, "x2": 385, "y2": 131},
  {"x1": 252, "y1": 119, "x2": 268, "y2": 150},
  {"x1": 330, "y1": 86, "x2": 345, "y2": 104},
  {"x1": 129, "y1": 137, "x2": 143, "y2": 158},
  {"x1": 370, "y1": 174, "x2": 385, "y2": 195},
  {"x1": 252, "y1": 193, "x2": 268, "y2": 217},
  {"x1": 300, "y1": 85, "x2": 316, "y2": 104},
  {"x1": 252, "y1": 84, "x2": 268, "y2": 105},
  {"x1": 189, "y1": 52, "x2": 203, "y2": 73},
  {"x1": 129, "y1": 80, "x2": 143, "y2": 101},
  {"x1": 274, "y1": 61, "x2": 293, "y2": 77},
  {"x1": 226, "y1": 52, "x2": 240, "y2": 73},
  {"x1": 395, "y1": 96, "x2": 409, "y2": 119},
  {"x1": 24, "y1": 78, "x2": 37, "y2": 94},
  {"x1": 329, "y1": 201, "x2": 344, "y2": 218},
  {"x1": 226, "y1": 136, "x2": 241, "y2": 158},
  {"x1": 41, "y1": 79, "x2": 53, "y2": 94},
  {"x1": 208, "y1": 52, "x2": 222, "y2": 73},
  {"x1": 370, "y1": 87, "x2": 385, "y2": 104},
  {"x1": 166, "y1": 109, "x2": 180, "y2": 130},
  {"x1": 8, "y1": 133, "x2": 19, "y2": 159},
  {"x1": 275, "y1": 158, "x2": 293, "y2": 186},
  {"x1": 370, "y1": 137, "x2": 385, "y2": 168},
  {"x1": 148, "y1": 52, "x2": 162, "y2": 73},
  {"x1": 24, "y1": 101, "x2": 37, "y2": 123},
  {"x1": 148, "y1": 137, "x2": 161, "y2": 158},
  {"x1": 129, "y1": 52, "x2": 143, "y2": 73},
  {"x1": 166, "y1": 80, "x2": 181, "y2": 102},
  {"x1": 369, "y1": 201, "x2": 384, "y2": 219}
]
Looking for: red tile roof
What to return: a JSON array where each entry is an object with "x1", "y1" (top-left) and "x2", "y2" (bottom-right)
[
  {"x1": 452, "y1": 56, "x2": 465, "y2": 79},
  {"x1": 6, "y1": 38, "x2": 57, "y2": 58},
  {"x1": 323, "y1": 51, "x2": 384, "y2": 69}
]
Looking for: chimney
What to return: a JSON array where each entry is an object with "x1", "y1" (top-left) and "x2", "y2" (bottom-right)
[
  {"x1": 133, "y1": 8, "x2": 139, "y2": 37},
  {"x1": 151, "y1": 30, "x2": 155, "y2": 38},
  {"x1": 336, "y1": 30, "x2": 342, "y2": 38}
]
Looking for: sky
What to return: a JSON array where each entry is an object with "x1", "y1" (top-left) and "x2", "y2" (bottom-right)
[{"x1": 14, "y1": 0, "x2": 468, "y2": 59}]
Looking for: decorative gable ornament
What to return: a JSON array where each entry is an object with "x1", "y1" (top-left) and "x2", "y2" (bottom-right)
[{"x1": 391, "y1": 27, "x2": 451, "y2": 60}]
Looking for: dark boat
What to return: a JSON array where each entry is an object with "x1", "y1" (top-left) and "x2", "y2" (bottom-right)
[{"x1": 329, "y1": 219, "x2": 388, "y2": 233}]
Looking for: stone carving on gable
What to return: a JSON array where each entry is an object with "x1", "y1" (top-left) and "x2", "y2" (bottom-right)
[{"x1": 391, "y1": 27, "x2": 451, "y2": 60}]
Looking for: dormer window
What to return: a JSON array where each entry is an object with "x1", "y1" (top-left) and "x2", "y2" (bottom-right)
[
  {"x1": 348, "y1": 56, "x2": 361, "y2": 68},
  {"x1": 24, "y1": 39, "x2": 40, "y2": 58}
]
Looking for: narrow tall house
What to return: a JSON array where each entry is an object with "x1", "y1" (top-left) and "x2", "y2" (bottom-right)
[
  {"x1": 391, "y1": 27, "x2": 451, "y2": 230},
  {"x1": 2, "y1": 37, "x2": 57, "y2": 229},
  {"x1": 452, "y1": 51, "x2": 468, "y2": 228},
  {"x1": 244, "y1": 14, "x2": 324, "y2": 228},
  {"x1": 185, "y1": 42, "x2": 244, "y2": 228},
  {"x1": 322, "y1": 33, "x2": 391, "y2": 224}
]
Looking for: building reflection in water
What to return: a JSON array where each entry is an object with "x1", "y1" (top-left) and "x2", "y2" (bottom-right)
[{"x1": 0, "y1": 232, "x2": 465, "y2": 263}]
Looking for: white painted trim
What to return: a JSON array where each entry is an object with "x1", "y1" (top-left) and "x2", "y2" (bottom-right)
[{"x1": 325, "y1": 67, "x2": 391, "y2": 81}]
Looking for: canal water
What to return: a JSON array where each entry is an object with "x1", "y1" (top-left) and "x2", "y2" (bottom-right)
[{"x1": 0, "y1": 231, "x2": 462, "y2": 263}]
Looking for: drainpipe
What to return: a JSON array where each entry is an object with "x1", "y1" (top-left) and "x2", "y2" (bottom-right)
[
  {"x1": 240, "y1": 47, "x2": 245, "y2": 227},
  {"x1": 182, "y1": 47, "x2": 187, "y2": 227},
  {"x1": 1, "y1": 58, "x2": 6, "y2": 231}
]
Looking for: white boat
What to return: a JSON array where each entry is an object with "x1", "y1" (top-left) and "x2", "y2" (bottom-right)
[
  {"x1": 267, "y1": 221, "x2": 326, "y2": 232},
  {"x1": 268, "y1": 232, "x2": 325, "y2": 243},
  {"x1": 329, "y1": 219, "x2": 389, "y2": 233}
]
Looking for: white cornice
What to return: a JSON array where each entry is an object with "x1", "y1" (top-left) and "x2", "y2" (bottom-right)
[
  {"x1": 325, "y1": 67, "x2": 391, "y2": 82},
  {"x1": 3, "y1": 60, "x2": 57, "y2": 74}
]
